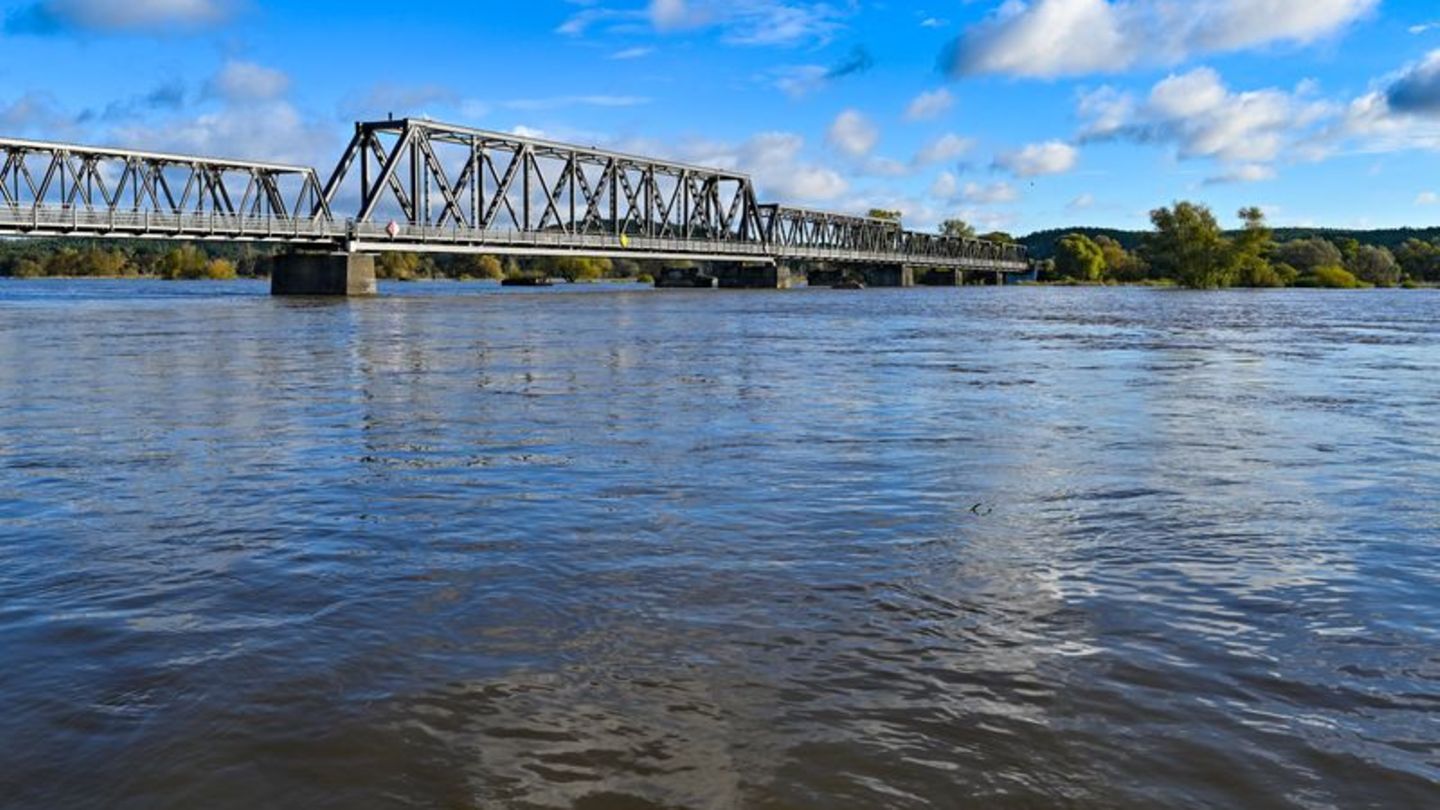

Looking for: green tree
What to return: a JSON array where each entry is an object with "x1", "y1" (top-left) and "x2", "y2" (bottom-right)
[
  {"x1": 531, "y1": 256, "x2": 611, "y2": 282},
  {"x1": 1275, "y1": 238, "x2": 1343, "y2": 276},
  {"x1": 453, "y1": 254, "x2": 503, "y2": 280},
  {"x1": 158, "y1": 245, "x2": 211, "y2": 280},
  {"x1": 1143, "y1": 202, "x2": 1235, "y2": 289},
  {"x1": 1347, "y1": 244, "x2": 1400, "y2": 287},
  {"x1": 376, "y1": 252, "x2": 426, "y2": 281},
  {"x1": 84, "y1": 248, "x2": 132, "y2": 277},
  {"x1": 1231, "y1": 207, "x2": 1278, "y2": 287},
  {"x1": 610, "y1": 258, "x2": 643, "y2": 279},
  {"x1": 1336, "y1": 238, "x2": 1362, "y2": 267},
  {"x1": 867, "y1": 209, "x2": 903, "y2": 222},
  {"x1": 1094, "y1": 235, "x2": 1147, "y2": 282},
  {"x1": 979, "y1": 231, "x2": 1015, "y2": 243},
  {"x1": 940, "y1": 219, "x2": 976, "y2": 239},
  {"x1": 1394, "y1": 238, "x2": 1440, "y2": 282},
  {"x1": 1306, "y1": 265, "x2": 1365, "y2": 289},
  {"x1": 1054, "y1": 233, "x2": 1106, "y2": 281},
  {"x1": 205, "y1": 259, "x2": 238, "y2": 280}
]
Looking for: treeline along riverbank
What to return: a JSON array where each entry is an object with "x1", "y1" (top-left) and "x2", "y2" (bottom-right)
[
  {"x1": 4, "y1": 199, "x2": 1440, "y2": 288},
  {"x1": 0, "y1": 239, "x2": 653, "y2": 283},
  {"x1": 1025, "y1": 203, "x2": 1440, "y2": 288}
]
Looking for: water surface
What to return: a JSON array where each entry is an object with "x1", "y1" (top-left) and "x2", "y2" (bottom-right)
[{"x1": 1, "y1": 280, "x2": 1437, "y2": 809}]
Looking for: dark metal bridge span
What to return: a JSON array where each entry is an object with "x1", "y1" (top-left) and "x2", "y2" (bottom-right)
[{"x1": 0, "y1": 118, "x2": 1029, "y2": 276}]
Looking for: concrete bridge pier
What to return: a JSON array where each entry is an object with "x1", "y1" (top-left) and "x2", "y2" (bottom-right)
[
  {"x1": 919, "y1": 268, "x2": 964, "y2": 286},
  {"x1": 271, "y1": 252, "x2": 377, "y2": 296},
  {"x1": 861, "y1": 264, "x2": 914, "y2": 288},
  {"x1": 709, "y1": 262, "x2": 793, "y2": 289},
  {"x1": 806, "y1": 266, "x2": 843, "y2": 287}
]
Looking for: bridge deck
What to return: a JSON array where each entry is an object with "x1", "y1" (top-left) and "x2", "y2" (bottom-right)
[{"x1": 0, "y1": 121, "x2": 1031, "y2": 273}]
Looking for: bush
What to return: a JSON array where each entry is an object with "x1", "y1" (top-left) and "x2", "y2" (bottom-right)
[
  {"x1": 1276, "y1": 238, "x2": 1344, "y2": 275},
  {"x1": 205, "y1": 259, "x2": 237, "y2": 280},
  {"x1": 1305, "y1": 265, "x2": 1366, "y2": 289},
  {"x1": 452, "y1": 254, "x2": 502, "y2": 280},
  {"x1": 159, "y1": 245, "x2": 211, "y2": 280},
  {"x1": 376, "y1": 252, "x2": 430, "y2": 281},
  {"x1": 1347, "y1": 244, "x2": 1400, "y2": 287},
  {"x1": 1235, "y1": 259, "x2": 1284, "y2": 288}
]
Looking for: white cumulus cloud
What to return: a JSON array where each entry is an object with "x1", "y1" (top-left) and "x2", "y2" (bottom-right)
[
  {"x1": 943, "y1": 0, "x2": 1377, "y2": 78},
  {"x1": 905, "y1": 88, "x2": 954, "y2": 121},
  {"x1": 1205, "y1": 163, "x2": 1278, "y2": 184},
  {"x1": 643, "y1": 0, "x2": 848, "y2": 45},
  {"x1": 208, "y1": 60, "x2": 290, "y2": 102},
  {"x1": 1079, "y1": 67, "x2": 1334, "y2": 176},
  {"x1": 994, "y1": 140, "x2": 1078, "y2": 177},
  {"x1": 827, "y1": 109, "x2": 878, "y2": 158},
  {"x1": 913, "y1": 133, "x2": 975, "y2": 165},
  {"x1": 961, "y1": 181, "x2": 1020, "y2": 204}
]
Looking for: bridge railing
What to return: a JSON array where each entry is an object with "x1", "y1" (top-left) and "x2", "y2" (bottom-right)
[
  {"x1": 347, "y1": 220, "x2": 772, "y2": 260},
  {"x1": 0, "y1": 203, "x2": 339, "y2": 242},
  {"x1": 343, "y1": 220, "x2": 1026, "y2": 268},
  {"x1": 0, "y1": 200, "x2": 1029, "y2": 268}
]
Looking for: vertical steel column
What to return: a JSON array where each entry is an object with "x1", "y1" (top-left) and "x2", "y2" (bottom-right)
[
  {"x1": 610, "y1": 160, "x2": 619, "y2": 237},
  {"x1": 644, "y1": 167, "x2": 654, "y2": 237},
  {"x1": 521, "y1": 147, "x2": 531, "y2": 231},
  {"x1": 359, "y1": 131, "x2": 371, "y2": 216},
  {"x1": 680, "y1": 169, "x2": 690, "y2": 239},
  {"x1": 409, "y1": 132, "x2": 423, "y2": 226},
  {"x1": 470, "y1": 136, "x2": 479, "y2": 232}
]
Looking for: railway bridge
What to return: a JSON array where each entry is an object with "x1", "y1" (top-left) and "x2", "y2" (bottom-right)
[{"x1": 0, "y1": 118, "x2": 1030, "y2": 294}]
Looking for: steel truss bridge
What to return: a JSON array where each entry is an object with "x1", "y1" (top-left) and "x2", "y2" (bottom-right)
[{"x1": 0, "y1": 118, "x2": 1028, "y2": 272}]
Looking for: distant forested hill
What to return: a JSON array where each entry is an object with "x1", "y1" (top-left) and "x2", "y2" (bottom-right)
[{"x1": 1020, "y1": 226, "x2": 1440, "y2": 259}]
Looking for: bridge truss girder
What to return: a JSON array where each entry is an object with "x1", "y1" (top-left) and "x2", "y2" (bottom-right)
[
  {"x1": 323, "y1": 119, "x2": 766, "y2": 246},
  {"x1": 0, "y1": 122, "x2": 1029, "y2": 271},
  {"x1": 0, "y1": 138, "x2": 330, "y2": 228}
]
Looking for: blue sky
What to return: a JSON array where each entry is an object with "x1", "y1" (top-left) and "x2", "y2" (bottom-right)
[{"x1": 3, "y1": 0, "x2": 1440, "y2": 234}]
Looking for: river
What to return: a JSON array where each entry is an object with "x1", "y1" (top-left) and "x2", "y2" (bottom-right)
[{"x1": 1, "y1": 280, "x2": 1436, "y2": 809}]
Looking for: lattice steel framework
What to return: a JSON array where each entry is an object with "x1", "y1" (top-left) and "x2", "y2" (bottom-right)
[
  {"x1": 760, "y1": 205, "x2": 903, "y2": 256},
  {"x1": 0, "y1": 121, "x2": 1029, "y2": 270},
  {"x1": 0, "y1": 137, "x2": 335, "y2": 241},
  {"x1": 759, "y1": 204, "x2": 1027, "y2": 265},
  {"x1": 323, "y1": 119, "x2": 765, "y2": 252}
]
